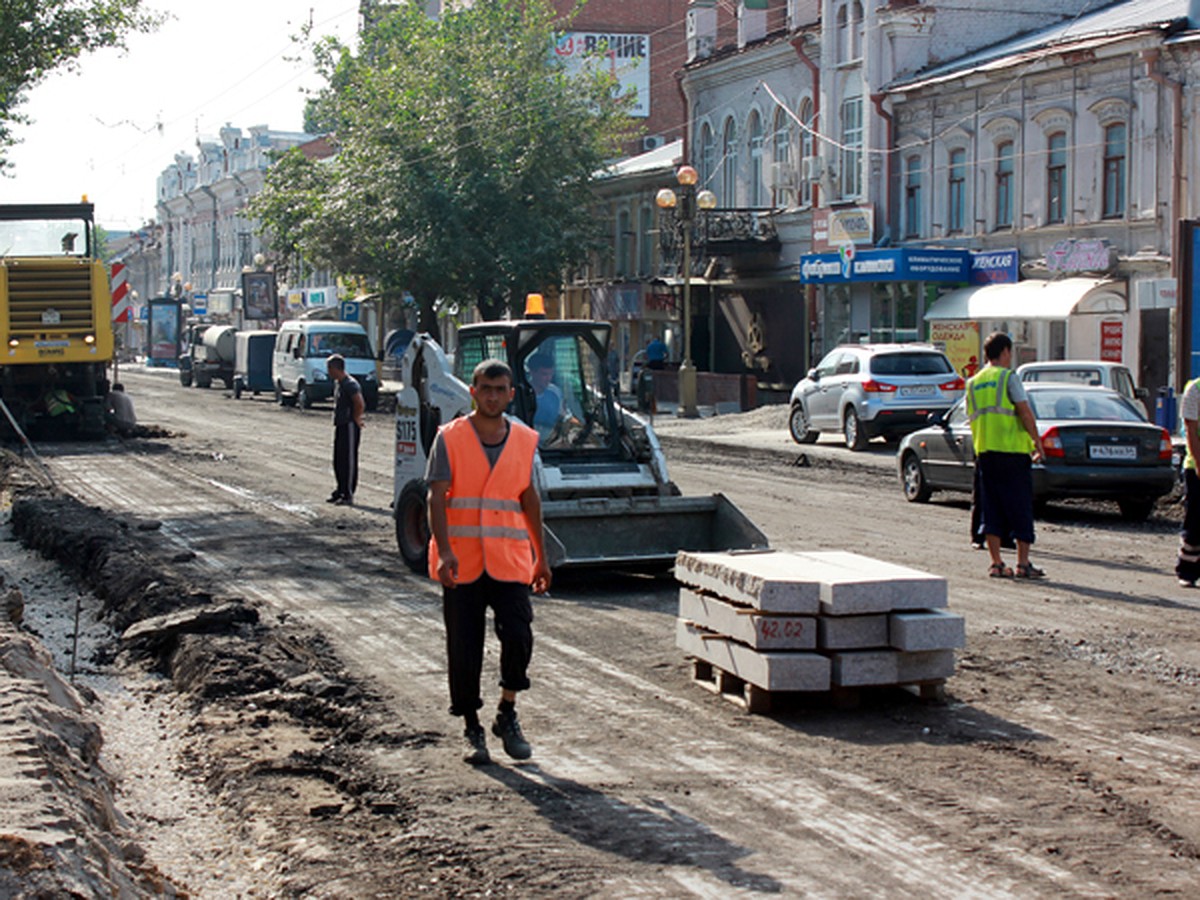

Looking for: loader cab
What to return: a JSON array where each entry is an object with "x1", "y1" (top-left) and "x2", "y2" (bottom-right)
[{"x1": 454, "y1": 320, "x2": 618, "y2": 454}]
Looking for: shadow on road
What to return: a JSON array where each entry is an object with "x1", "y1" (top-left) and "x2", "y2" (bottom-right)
[{"x1": 482, "y1": 762, "x2": 784, "y2": 893}]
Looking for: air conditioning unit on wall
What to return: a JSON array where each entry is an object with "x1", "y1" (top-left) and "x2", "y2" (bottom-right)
[
  {"x1": 771, "y1": 162, "x2": 797, "y2": 191},
  {"x1": 642, "y1": 135, "x2": 666, "y2": 152},
  {"x1": 800, "y1": 155, "x2": 823, "y2": 182}
]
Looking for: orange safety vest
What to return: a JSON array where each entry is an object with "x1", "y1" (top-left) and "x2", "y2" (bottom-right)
[{"x1": 428, "y1": 415, "x2": 539, "y2": 585}]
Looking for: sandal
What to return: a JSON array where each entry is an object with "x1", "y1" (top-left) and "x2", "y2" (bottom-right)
[
  {"x1": 988, "y1": 562, "x2": 1014, "y2": 578},
  {"x1": 1015, "y1": 563, "x2": 1046, "y2": 579}
]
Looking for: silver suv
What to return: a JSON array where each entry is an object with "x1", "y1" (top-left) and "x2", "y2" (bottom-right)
[{"x1": 789, "y1": 343, "x2": 965, "y2": 450}]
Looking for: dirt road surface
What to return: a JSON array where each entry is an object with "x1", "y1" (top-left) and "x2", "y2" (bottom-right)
[{"x1": 3, "y1": 365, "x2": 1199, "y2": 898}]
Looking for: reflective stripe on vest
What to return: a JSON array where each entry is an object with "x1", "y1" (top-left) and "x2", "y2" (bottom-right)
[
  {"x1": 428, "y1": 415, "x2": 539, "y2": 584},
  {"x1": 966, "y1": 366, "x2": 1032, "y2": 455},
  {"x1": 1184, "y1": 378, "x2": 1200, "y2": 472}
]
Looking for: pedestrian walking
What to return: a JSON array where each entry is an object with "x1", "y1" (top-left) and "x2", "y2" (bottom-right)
[
  {"x1": 1176, "y1": 378, "x2": 1200, "y2": 586},
  {"x1": 327, "y1": 354, "x2": 364, "y2": 506},
  {"x1": 425, "y1": 359, "x2": 552, "y2": 765},
  {"x1": 965, "y1": 332, "x2": 1046, "y2": 578}
]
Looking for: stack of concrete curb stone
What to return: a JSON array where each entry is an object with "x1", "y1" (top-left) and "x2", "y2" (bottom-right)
[{"x1": 674, "y1": 549, "x2": 965, "y2": 712}]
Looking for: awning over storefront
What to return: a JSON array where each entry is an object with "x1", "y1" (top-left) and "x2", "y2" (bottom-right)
[{"x1": 924, "y1": 277, "x2": 1126, "y2": 321}]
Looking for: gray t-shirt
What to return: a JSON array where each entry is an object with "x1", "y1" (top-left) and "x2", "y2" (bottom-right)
[
  {"x1": 424, "y1": 416, "x2": 533, "y2": 483},
  {"x1": 1004, "y1": 369, "x2": 1028, "y2": 405}
]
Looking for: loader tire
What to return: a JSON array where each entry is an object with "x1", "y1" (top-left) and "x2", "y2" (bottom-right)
[{"x1": 396, "y1": 481, "x2": 430, "y2": 573}]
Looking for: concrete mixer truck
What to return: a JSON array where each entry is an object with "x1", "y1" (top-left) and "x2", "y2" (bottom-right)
[{"x1": 179, "y1": 323, "x2": 236, "y2": 389}]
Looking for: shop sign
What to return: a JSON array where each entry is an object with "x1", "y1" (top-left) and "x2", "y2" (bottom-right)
[
  {"x1": 799, "y1": 247, "x2": 968, "y2": 284},
  {"x1": 969, "y1": 249, "x2": 1019, "y2": 285},
  {"x1": 1045, "y1": 238, "x2": 1115, "y2": 274},
  {"x1": 812, "y1": 205, "x2": 874, "y2": 251},
  {"x1": 929, "y1": 321, "x2": 981, "y2": 379},
  {"x1": 1100, "y1": 320, "x2": 1123, "y2": 362}
]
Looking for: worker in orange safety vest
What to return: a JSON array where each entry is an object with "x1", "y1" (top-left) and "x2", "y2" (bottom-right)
[{"x1": 426, "y1": 358, "x2": 551, "y2": 766}]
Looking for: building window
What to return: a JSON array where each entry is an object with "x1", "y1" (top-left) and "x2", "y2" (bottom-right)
[
  {"x1": 772, "y1": 107, "x2": 790, "y2": 208},
  {"x1": 616, "y1": 208, "x2": 632, "y2": 277},
  {"x1": 840, "y1": 96, "x2": 862, "y2": 199},
  {"x1": 722, "y1": 117, "x2": 738, "y2": 206},
  {"x1": 799, "y1": 100, "x2": 814, "y2": 207},
  {"x1": 638, "y1": 205, "x2": 654, "y2": 275},
  {"x1": 1102, "y1": 122, "x2": 1126, "y2": 219},
  {"x1": 904, "y1": 155, "x2": 922, "y2": 238},
  {"x1": 1047, "y1": 131, "x2": 1067, "y2": 224},
  {"x1": 700, "y1": 123, "x2": 715, "y2": 191},
  {"x1": 948, "y1": 148, "x2": 966, "y2": 234},
  {"x1": 836, "y1": 5, "x2": 849, "y2": 63},
  {"x1": 850, "y1": 2, "x2": 864, "y2": 60},
  {"x1": 748, "y1": 111, "x2": 765, "y2": 208},
  {"x1": 995, "y1": 141, "x2": 1014, "y2": 229}
]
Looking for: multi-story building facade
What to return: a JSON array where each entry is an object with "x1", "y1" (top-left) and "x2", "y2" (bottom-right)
[
  {"x1": 155, "y1": 125, "x2": 337, "y2": 317},
  {"x1": 883, "y1": 0, "x2": 1186, "y2": 395}
]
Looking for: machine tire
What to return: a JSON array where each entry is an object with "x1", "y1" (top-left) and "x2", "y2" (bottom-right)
[
  {"x1": 1117, "y1": 497, "x2": 1155, "y2": 522},
  {"x1": 196, "y1": 373, "x2": 212, "y2": 389},
  {"x1": 223, "y1": 377, "x2": 234, "y2": 390},
  {"x1": 364, "y1": 388, "x2": 379, "y2": 413},
  {"x1": 843, "y1": 407, "x2": 868, "y2": 451},
  {"x1": 900, "y1": 452, "x2": 932, "y2": 503},
  {"x1": 180, "y1": 369, "x2": 193, "y2": 388},
  {"x1": 789, "y1": 403, "x2": 818, "y2": 444},
  {"x1": 298, "y1": 382, "x2": 313, "y2": 409},
  {"x1": 396, "y1": 481, "x2": 430, "y2": 573}
]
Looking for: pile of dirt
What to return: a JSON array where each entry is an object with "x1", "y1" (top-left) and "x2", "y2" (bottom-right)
[{"x1": 0, "y1": 478, "x2": 497, "y2": 897}]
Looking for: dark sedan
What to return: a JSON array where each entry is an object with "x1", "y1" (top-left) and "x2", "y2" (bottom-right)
[{"x1": 896, "y1": 384, "x2": 1176, "y2": 521}]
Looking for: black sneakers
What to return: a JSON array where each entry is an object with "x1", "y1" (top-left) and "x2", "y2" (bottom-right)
[
  {"x1": 462, "y1": 725, "x2": 490, "y2": 765},
  {"x1": 492, "y1": 708, "x2": 532, "y2": 760}
]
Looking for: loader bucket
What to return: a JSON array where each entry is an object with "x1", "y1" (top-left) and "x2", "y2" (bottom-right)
[{"x1": 539, "y1": 493, "x2": 767, "y2": 570}]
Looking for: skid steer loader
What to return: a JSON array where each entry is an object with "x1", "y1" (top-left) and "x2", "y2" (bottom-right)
[{"x1": 391, "y1": 317, "x2": 767, "y2": 572}]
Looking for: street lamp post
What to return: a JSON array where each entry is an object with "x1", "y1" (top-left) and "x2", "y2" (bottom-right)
[{"x1": 656, "y1": 165, "x2": 716, "y2": 418}]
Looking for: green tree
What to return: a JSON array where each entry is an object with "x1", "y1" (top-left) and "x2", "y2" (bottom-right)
[
  {"x1": 0, "y1": 1, "x2": 162, "y2": 171},
  {"x1": 253, "y1": 0, "x2": 632, "y2": 334}
]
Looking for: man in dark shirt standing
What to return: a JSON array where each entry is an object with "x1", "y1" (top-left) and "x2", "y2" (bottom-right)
[{"x1": 328, "y1": 354, "x2": 365, "y2": 506}]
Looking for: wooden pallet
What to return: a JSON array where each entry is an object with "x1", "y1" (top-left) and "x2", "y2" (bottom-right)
[{"x1": 689, "y1": 658, "x2": 946, "y2": 713}]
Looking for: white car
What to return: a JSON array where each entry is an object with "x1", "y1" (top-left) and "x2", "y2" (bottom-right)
[
  {"x1": 789, "y1": 343, "x2": 965, "y2": 450},
  {"x1": 1016, "y1": 360, "x2": 1147, "y2": 404}
]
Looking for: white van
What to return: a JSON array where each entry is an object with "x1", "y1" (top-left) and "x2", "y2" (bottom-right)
[{"x1": 272, "y1": 320, "x2": 379, "y2": 410}]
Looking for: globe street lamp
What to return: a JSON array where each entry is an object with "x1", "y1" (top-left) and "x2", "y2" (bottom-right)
[{"x1": 656, "y1": 165, "x2": 717, "y2": 418}]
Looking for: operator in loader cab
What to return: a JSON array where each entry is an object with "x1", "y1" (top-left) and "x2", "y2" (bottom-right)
[
  {"x1": 425, "y1": 359, "x2": 552, "y2": 766},
  {"x1": 528, "y1": 350, "x2": 566, "y2": 441}
]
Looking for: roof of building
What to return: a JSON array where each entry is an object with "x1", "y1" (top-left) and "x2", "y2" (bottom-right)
[
  {"x1": 601, "y1": 138, "x2": 683, "y2": 179},
  {"x1": 889, "y1": 0, "x2": 1189, "y2": 92}
]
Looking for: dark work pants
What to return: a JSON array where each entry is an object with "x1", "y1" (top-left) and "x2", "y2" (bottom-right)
[
  {"x1": 333, "y1": 421, "x2": 360, "y2": 499},
  {"x1": 442, "y1": 573, "x2": 533, "y2": 717},
  {"x1": 1177, "y1": 469, "x2": 1200, "y2": 583}
]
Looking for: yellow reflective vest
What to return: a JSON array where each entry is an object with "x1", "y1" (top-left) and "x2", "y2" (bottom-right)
[
  {"x1": 966, "y1": 366, "x2": 1033, "y2": 455},
  {"x1": 428, "y1": 415, "x2": 539, "y2": 585},
  {"x1": 1184, "y1": 378, "x2": 1199, "y2": 472}
]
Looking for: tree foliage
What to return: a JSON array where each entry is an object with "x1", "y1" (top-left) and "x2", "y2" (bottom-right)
[
  {"x1": 252, "y1": 0, "x2": 633, "y2": 333},
  {"x1": 0, "y1": 0, "x2": 162, "y2": 172}
]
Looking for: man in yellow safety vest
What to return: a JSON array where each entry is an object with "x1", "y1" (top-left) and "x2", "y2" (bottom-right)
[
  {"x1": 965, "y1": 331, "x2": 1046, "y2": 578},
  {"x1": 1176, "y1": 377, "x2": 1200, "y2": 586}
]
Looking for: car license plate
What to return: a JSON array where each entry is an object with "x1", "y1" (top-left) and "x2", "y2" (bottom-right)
[
  {"x1": 899, "y1": 385, "x2": 935, "y2": 397},
  {"x1": 1089, "y1": 443, "x2": 1137, "y2": 460}
]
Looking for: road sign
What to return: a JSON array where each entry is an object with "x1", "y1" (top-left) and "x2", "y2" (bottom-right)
[
  {"x1": 340, "y1": 300, "x2": 360, "y2": 322},
  {"x1": 110, "y1": 263, "x2": 130, "y2": 322},
  {"x1": 191, "y1": 292, "x2": 208, "y2": 316}
]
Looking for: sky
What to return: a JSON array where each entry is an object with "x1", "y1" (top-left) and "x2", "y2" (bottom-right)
[{"x1": 2, "y1": 1, "x2": 361, "y2": 232}]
